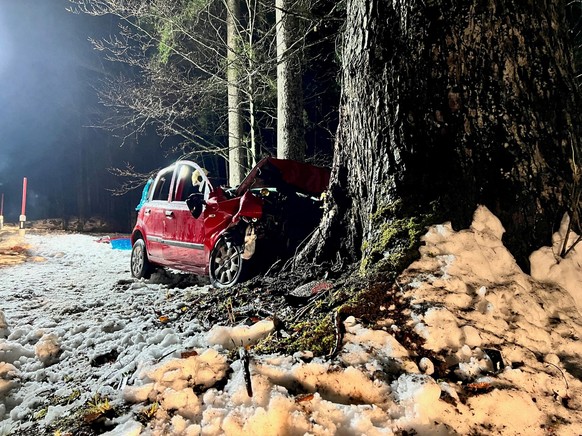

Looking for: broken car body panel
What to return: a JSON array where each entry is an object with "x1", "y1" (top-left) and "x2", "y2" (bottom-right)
[{"x1": 236, "y1": 157, "x2": 330, "y2": 198}]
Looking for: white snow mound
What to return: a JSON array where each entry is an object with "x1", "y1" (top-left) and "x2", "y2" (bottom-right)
[{"x1": 0, "y1": 208, "x2": 581, "y2": 435}]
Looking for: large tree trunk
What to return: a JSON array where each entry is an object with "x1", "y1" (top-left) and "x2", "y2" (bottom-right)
[
  {"x1": 227, "y1": 0, "x2": 246, "y2": 186},
  {"x1": 276, "y1": 0, "x2": 306, "y2": 161},
  {"x1": 308, "y1": 0, "x2": 581, "y2": 272}
]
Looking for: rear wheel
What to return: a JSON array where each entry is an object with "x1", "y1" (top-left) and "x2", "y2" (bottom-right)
[
  {"x1": 131, "y1": 239, "x2": 153, "y2": 279},
  {"x1": 209, "y1": 237, "x2": 243, "y2": 288}
]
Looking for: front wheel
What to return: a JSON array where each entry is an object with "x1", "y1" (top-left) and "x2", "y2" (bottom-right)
[
  {"x1": 209, "y1": 237, "x2": 243, "y2": 288},
  {"x1": 131, "y1": 239, "x2": 153, "y2": 279}
]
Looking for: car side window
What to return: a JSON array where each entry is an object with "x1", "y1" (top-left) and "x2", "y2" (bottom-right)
[
  {"x1": 174, "y1": 165, "x2": 195, "y2": 202},
  {"x1": 151, "y1": 169, "x2": 173, "y2": 201},
  {"x1": 174, "y1": 164, "x2": 210, "y2": 202}
]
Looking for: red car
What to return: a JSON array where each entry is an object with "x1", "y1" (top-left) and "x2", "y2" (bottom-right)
[{"x1": 130, "y1": 157, "x2": 330, "y2": 287}]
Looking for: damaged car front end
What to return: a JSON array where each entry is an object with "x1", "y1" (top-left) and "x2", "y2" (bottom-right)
[{"x1": 130, "y1": 157, "x2": 330, "y2": 288}]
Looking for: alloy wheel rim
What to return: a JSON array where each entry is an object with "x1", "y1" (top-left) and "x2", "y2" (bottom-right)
[
  {"x1": 213, "y1": 240, "x2": 241, "y2": 285},
  {"x1": 132, "y1": 244, "x2": 144, "y2": 275}
]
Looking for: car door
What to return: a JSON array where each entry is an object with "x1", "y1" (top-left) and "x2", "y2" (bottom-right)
[
  {"x1": 162, "y1": 162, "x2": 208, "y2": 271},
  {"x1": 142, "y1": 166, "x2": 174, "y2": 263}
]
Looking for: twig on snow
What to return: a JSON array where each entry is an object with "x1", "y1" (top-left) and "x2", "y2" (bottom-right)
[
  {"x1": 239, "y1": 347, "x2": 253, "y2": 397},
  {"x1": 545, "y1": 361, "x2": 570, "y2": 399},
  {"x1": 327, "y1": 309, "x2": 345, "y2": 359}
]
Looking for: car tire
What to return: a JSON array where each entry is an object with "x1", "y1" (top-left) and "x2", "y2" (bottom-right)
[
  {"x1": 209, "y1": 236, "x2": 244, "y2": 288},
  {"x1": 131, "y1": 238, "x2": 153, "y2": 279}
]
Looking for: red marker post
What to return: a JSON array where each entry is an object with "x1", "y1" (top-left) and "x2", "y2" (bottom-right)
[
  {"x1": 19, "y1": 177, "x2": 27, "y2": 230},
  {"x1": 0, "y1": 192, "x2": 4, "y2": 230}
]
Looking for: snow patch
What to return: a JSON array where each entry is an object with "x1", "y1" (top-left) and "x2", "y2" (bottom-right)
[
  {"x1": 34, "y1": 333, "x2": 61, "y2": 366},
  {"x1": 206, "y1": 320, "x2": 275, "y2": 350},
  {"x1": 530, "y1": 213, "x2": 582, "y2": 314},
  {"x1": 0, "y1": 209, "x2": 581, "y2": 435}
]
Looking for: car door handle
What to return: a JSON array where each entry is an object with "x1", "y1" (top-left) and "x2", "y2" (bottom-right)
[{"x1": 165, "y1": 211, "x2": 174, "y2": 218}]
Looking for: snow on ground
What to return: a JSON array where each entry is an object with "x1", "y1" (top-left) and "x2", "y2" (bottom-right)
[{"x1": 0, "y1": 206, "x2": 581, "y2": 435}]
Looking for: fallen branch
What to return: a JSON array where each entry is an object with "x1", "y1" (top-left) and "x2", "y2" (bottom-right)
[
  {"x1": 239, "y1": 347, "x2": 253, "y2": 397},
  {"x1": 545, "y1": 362, "x2": 570, "y2": 401},
  {"x1": 327, "y1": 309, "x2": 345, "y2": 359}
]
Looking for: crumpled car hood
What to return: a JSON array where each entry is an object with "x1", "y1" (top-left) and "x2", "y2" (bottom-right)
[{"x1": 235, "y1": 157, "x2": 330, "y2": 197}]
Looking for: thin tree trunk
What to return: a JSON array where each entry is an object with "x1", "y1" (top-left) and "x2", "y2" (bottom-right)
[
  {"x1": 276, "y1": 0, "x2": 306, "y2": 161},
  {"x1": 306, "y1": 0, "x2": 581, "y2": 272},
  {"x1": 247, "y1": 67, "x2": 257, "y2": 167},
  {"x1": 247, "y1": 0, "x2": 259, "y2": 167},
  {"x1": 227, "y1": 0, "x2": 246, "y2": 186}
]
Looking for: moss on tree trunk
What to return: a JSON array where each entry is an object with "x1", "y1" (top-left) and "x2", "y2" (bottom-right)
[{"x1": 305, "y1": 0, "x2": 581, "y2": 274}]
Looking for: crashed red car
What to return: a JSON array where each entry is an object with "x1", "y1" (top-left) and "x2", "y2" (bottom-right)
[{"x1": 130, "y1": 157, "x2": 330, "y2": 288}]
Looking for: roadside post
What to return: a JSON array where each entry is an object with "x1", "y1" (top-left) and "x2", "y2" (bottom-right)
[
  {"x1": 19, "y1": 178, "x2": 27, "y2": 231},
  {"x1": 0, "y1": 193, "x2": 4, "y2": 230}
]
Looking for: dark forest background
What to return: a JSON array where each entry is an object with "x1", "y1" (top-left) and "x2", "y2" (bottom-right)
[
  {"x1": 0, "y1": 0, "x2": 152, "y2": 230},
  {"x1": 0, "y1": 0, "x2": 340, "y2": 231}
]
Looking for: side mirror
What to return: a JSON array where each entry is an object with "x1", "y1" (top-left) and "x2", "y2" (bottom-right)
[{"x1": 186, "y1": 193, "x2": 205, "y2": 219}]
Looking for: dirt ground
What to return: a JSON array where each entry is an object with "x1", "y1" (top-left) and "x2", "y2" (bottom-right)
[{"x1": 0, "y1": 225, "x2": 32, "y2": 267}]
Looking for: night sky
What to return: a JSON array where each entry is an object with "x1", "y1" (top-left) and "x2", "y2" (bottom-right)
[{"x1": 0, "y1": 0, "x2": 167, "y2": 230}]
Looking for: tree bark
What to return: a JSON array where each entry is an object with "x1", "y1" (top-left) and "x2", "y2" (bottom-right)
[
  {"x1": 308, "y1": 0, "x2": 581, "y2": 272},
  {"x1": 276, "y1": 0, "x2": 306, "y2": 161},
  {"x1": 227, "y1": 0, "x2": 246, "y2": 186},
  {"x1": 245, "y1": 0, "x2": 259, "y2": 168}
]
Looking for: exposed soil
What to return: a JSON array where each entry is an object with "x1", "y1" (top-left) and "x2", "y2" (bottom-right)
[
  {"x1": 169, "y1": 256, "x2": 431, "y2": 361},
  {"x1": 0, "y1": 226, "x2": 32, "y2": 267}
]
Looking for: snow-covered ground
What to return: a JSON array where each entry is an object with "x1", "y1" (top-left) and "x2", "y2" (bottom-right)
[{"x1": 1, "y1": 206, "x2": 581, "y2": 435}]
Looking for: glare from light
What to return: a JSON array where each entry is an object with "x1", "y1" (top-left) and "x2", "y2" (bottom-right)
[{"x1": 0, "y1": 12, "x2": 14, "y2": 78}]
